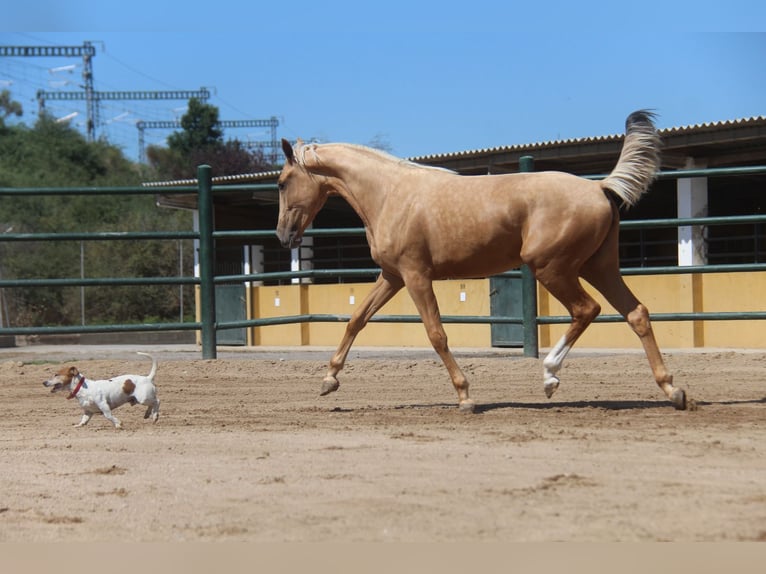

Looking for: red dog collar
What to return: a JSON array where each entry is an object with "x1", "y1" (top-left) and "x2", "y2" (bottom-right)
[{"x1": 67, "y1": 376, "x2": 85, "y2": 400}]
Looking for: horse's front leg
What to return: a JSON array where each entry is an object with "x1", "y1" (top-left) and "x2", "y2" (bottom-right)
[
  {"x1": 404, "y1": 274, "x2": 475, "y2": 413},
  {"x1": 321, "y1": 272, "x2": 404, "y2": 396}
]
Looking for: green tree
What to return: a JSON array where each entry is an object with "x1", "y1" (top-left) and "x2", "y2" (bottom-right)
[
  {"x1": 147, "y1": 98, "x2": 271, "y2": 180},
  {"x1": 167, "y1": 97, "x2": 223, "y2": 154},
  {"x1": 0, "y1": 110, "x2": 194, "y2": 328},
  {"x1": 0, "y1": 90, "x2": 23, "y2": 127},
  {"x1": 191, "y1": 139, "x2": 268, "y2": 176},
  {"x1": 0, "y1": 113, "x2": 141, "y2": 187}
]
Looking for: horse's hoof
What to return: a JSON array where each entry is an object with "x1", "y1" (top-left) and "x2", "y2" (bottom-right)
[
  {"x1": 320, "y1": 376, "x2": 340, "y2": 396},
  {"x1": 544, "y1": 376, "x2": 560, "y2": 399},
  {"x1": 670, "y1": 388, "x2": 688, "y2": 410},
  {"x1": 458, "y1": 399, "x2": 476, "y2": 414}
]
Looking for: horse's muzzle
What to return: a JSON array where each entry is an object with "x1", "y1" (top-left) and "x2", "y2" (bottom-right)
[
  {"x1": 277, "y1": 228, "x2": 302, "y2": 249},
  {"x1": 277, "y1": 209, "x2": 305, "y2": 248},
  {"x1": 283, "y1": 235, "x2": 302, "y2": 249}
]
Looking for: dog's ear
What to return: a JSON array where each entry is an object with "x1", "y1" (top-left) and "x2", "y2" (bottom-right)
[{"x1": 68, "y1": 366, "x2": 78, "y2": 376}]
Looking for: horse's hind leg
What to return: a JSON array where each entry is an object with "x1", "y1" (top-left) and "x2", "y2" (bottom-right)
[
  {"x1": 321, "y1": 271, "x2": 404, "y2": 396},
  {"x1": 581, "y1": 259, "x2": 688, "y2": 410},
  {"x1": 583, "y1": 269, "x2": 687, "y2": 409},
  {"x1": 535, "y1": 269, "x2": 602, "y2": 399}
]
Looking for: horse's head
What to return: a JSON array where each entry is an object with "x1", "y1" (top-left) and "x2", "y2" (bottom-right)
[{"x1": 276, "y1": 138, "x2": 329, "y2": 249}]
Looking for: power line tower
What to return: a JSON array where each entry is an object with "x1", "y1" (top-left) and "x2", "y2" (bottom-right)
[
  {"x1": 2, "y1": 44, "x2": 279, "y2": 161},
  {"x1": 37, "y1": 87, "x2": 212, "y2": 143},
  {"x1": 1, "y1": 42, "x2": 211, "y2": 143},
  {"x1": 0, "y1": 41, "x2": 97, "y2": 138},
  {"x1": 136, "y1": 117, "x2": 279, "y2": 163}
]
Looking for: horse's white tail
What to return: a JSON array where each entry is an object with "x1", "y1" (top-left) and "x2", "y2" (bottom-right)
[
  {"x1": 600, "y1": 110, "x2": 661, "y2": 208},
  {"x1": 137, "y1": 351, "x2": 158, "y2": 380}
]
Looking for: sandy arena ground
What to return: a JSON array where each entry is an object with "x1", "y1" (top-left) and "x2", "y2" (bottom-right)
[{"x1": 0, "y1": 344, "x2": 764, "y2": 542}]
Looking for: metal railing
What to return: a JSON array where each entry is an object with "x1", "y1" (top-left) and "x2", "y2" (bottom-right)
[{"x1": 1, "y1": 163, "x2": 765, "y2": 360}]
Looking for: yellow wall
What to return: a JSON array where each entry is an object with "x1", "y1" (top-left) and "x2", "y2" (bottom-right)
[
  {"x1": 539, "y1": 275, "x2": 690, "y2": 348},
  {"x1": 698, "y1": 272, "x2": 766, "y2": 347},
  {"x1": 251, "y1": 285, "x2": 307, "y2": 345},
  {"x1": 241, "y1": 272, "x2": 766, "y2": 349},
  {"x1": 538, "y1": 272, "x2": 766, "y2": 348},
  {"x1": 251, "y1": 280, "x2": 491, "y2": 347}
]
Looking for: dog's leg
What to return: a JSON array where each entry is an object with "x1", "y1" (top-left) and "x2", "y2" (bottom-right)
[
  {"x1": 75, "y1": 413, "x2": 92, "y2": 427},
  {"x1": 144, "y1": 398, "x2": 160, "y2": 422},
  {"x1": 95, "y1": 399, "x2": 122, "y2": 428},
  {"x1": 103, "y1": 411, "x2": 122, "y2": 428}
]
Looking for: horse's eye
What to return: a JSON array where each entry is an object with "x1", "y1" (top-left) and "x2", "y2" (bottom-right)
[{"x1": 277, "y1": 181, "x2": 286, "y2": 191}]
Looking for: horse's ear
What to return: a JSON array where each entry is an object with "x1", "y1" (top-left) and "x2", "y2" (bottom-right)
[{"x1": 282, "y1": 138, "x2": 295, "y2": 164}]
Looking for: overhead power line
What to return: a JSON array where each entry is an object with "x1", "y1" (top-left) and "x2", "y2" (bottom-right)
[
  {"x1": 136, "y1": 117, "x2": 279, "y2": 163},
  {"x1": 1, "y1": 42, "x2": 97, "y2": 140},
  {"x1": 37, "y1": 87, "x2": 211, "y2": 142},
  {"x1": 37, "y1": 87, "x2": 211, "y2": 103},
  {"x1": 0, "y1": 45, "x2": 96, "y2": 58},
  {"x1": 2, "y1": 42, "x2": 282, "y2": 163}
]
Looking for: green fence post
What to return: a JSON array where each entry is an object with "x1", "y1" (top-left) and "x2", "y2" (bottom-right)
[
  {"x1": 197, "y1": 164, "x2": 217, "y2": 359},
  {"x1": 519, "y1": 155, "x2": 539, "y2": 358}
]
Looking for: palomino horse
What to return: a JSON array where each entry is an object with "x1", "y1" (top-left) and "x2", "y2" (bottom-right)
[{"x1": 276, "y1": 111, "x2": 688, "y2": 412}]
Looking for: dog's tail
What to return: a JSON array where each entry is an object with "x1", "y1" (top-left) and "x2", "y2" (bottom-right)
[
  {"x1": 136, "y1": 352, "x2": 158, "y2": 381},
  {"x1": 600, "y1": 110, "x2": 661, "y2": 208}
]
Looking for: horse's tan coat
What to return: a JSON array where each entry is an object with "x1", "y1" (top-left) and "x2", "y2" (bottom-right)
[{"x1": 276, "y1": 112, "x2": 688, "y2": 410}]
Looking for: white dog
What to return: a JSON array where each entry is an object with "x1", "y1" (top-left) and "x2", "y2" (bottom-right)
[{"x1": 44, "y1": 352, "x2": 160, "y2": 428}]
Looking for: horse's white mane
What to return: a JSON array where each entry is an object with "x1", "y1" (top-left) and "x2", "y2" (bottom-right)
[
  {"x1": 294, "y1": 141, "x2": 456, "y2": 174},
  {"x1": 295, "y1": 141, "x2": 321, "y2": 167}
]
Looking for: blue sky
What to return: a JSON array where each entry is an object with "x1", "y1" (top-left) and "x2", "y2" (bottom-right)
[{"x1": 2, "y1": 1, "x2": 765, "y2": 162}]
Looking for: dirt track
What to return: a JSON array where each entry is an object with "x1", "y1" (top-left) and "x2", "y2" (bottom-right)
[{"x1": 1, "y1": 345, "x2": 765, "y2": 542}]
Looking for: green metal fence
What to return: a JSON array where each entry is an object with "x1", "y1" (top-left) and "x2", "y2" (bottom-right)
[{"x1": 1, "y1": 164, "x2": 765, "y2": 360}]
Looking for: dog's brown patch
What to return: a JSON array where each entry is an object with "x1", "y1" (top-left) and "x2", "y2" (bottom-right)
[
  {"x1": 122, "y1": 379, "x2": 136, "y2": 395},
  {"x1": 52, "y1": 366, "x2": 78, "y2": 384}
]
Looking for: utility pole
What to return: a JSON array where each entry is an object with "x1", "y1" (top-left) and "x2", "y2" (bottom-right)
[
  {"x1": 82, "y1": 41, "x2": 96, "y2": 141},
  {"x1": 1, "y1": 43, "x2": 208, "y2": 143},
  {"x1": 136, "y1": 117, "x2": 279, "y2": 163},
  {"x1": 2, "y1": 44, "x2": 275, "y2": 159},
  {"x1": 0, "y1": 42, "x2": 98, "y2": 139}
]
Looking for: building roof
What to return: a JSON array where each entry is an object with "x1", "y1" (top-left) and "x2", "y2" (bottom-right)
[
  {"x1": 411, "y1": 116, "x2": 766, "y2": 164},
  {"x1": 412, "y1": 115, "x2": 766, "y2": 175},
  {"x1": 150, "y1": 115, "x2": 766, "y2": 211}
]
